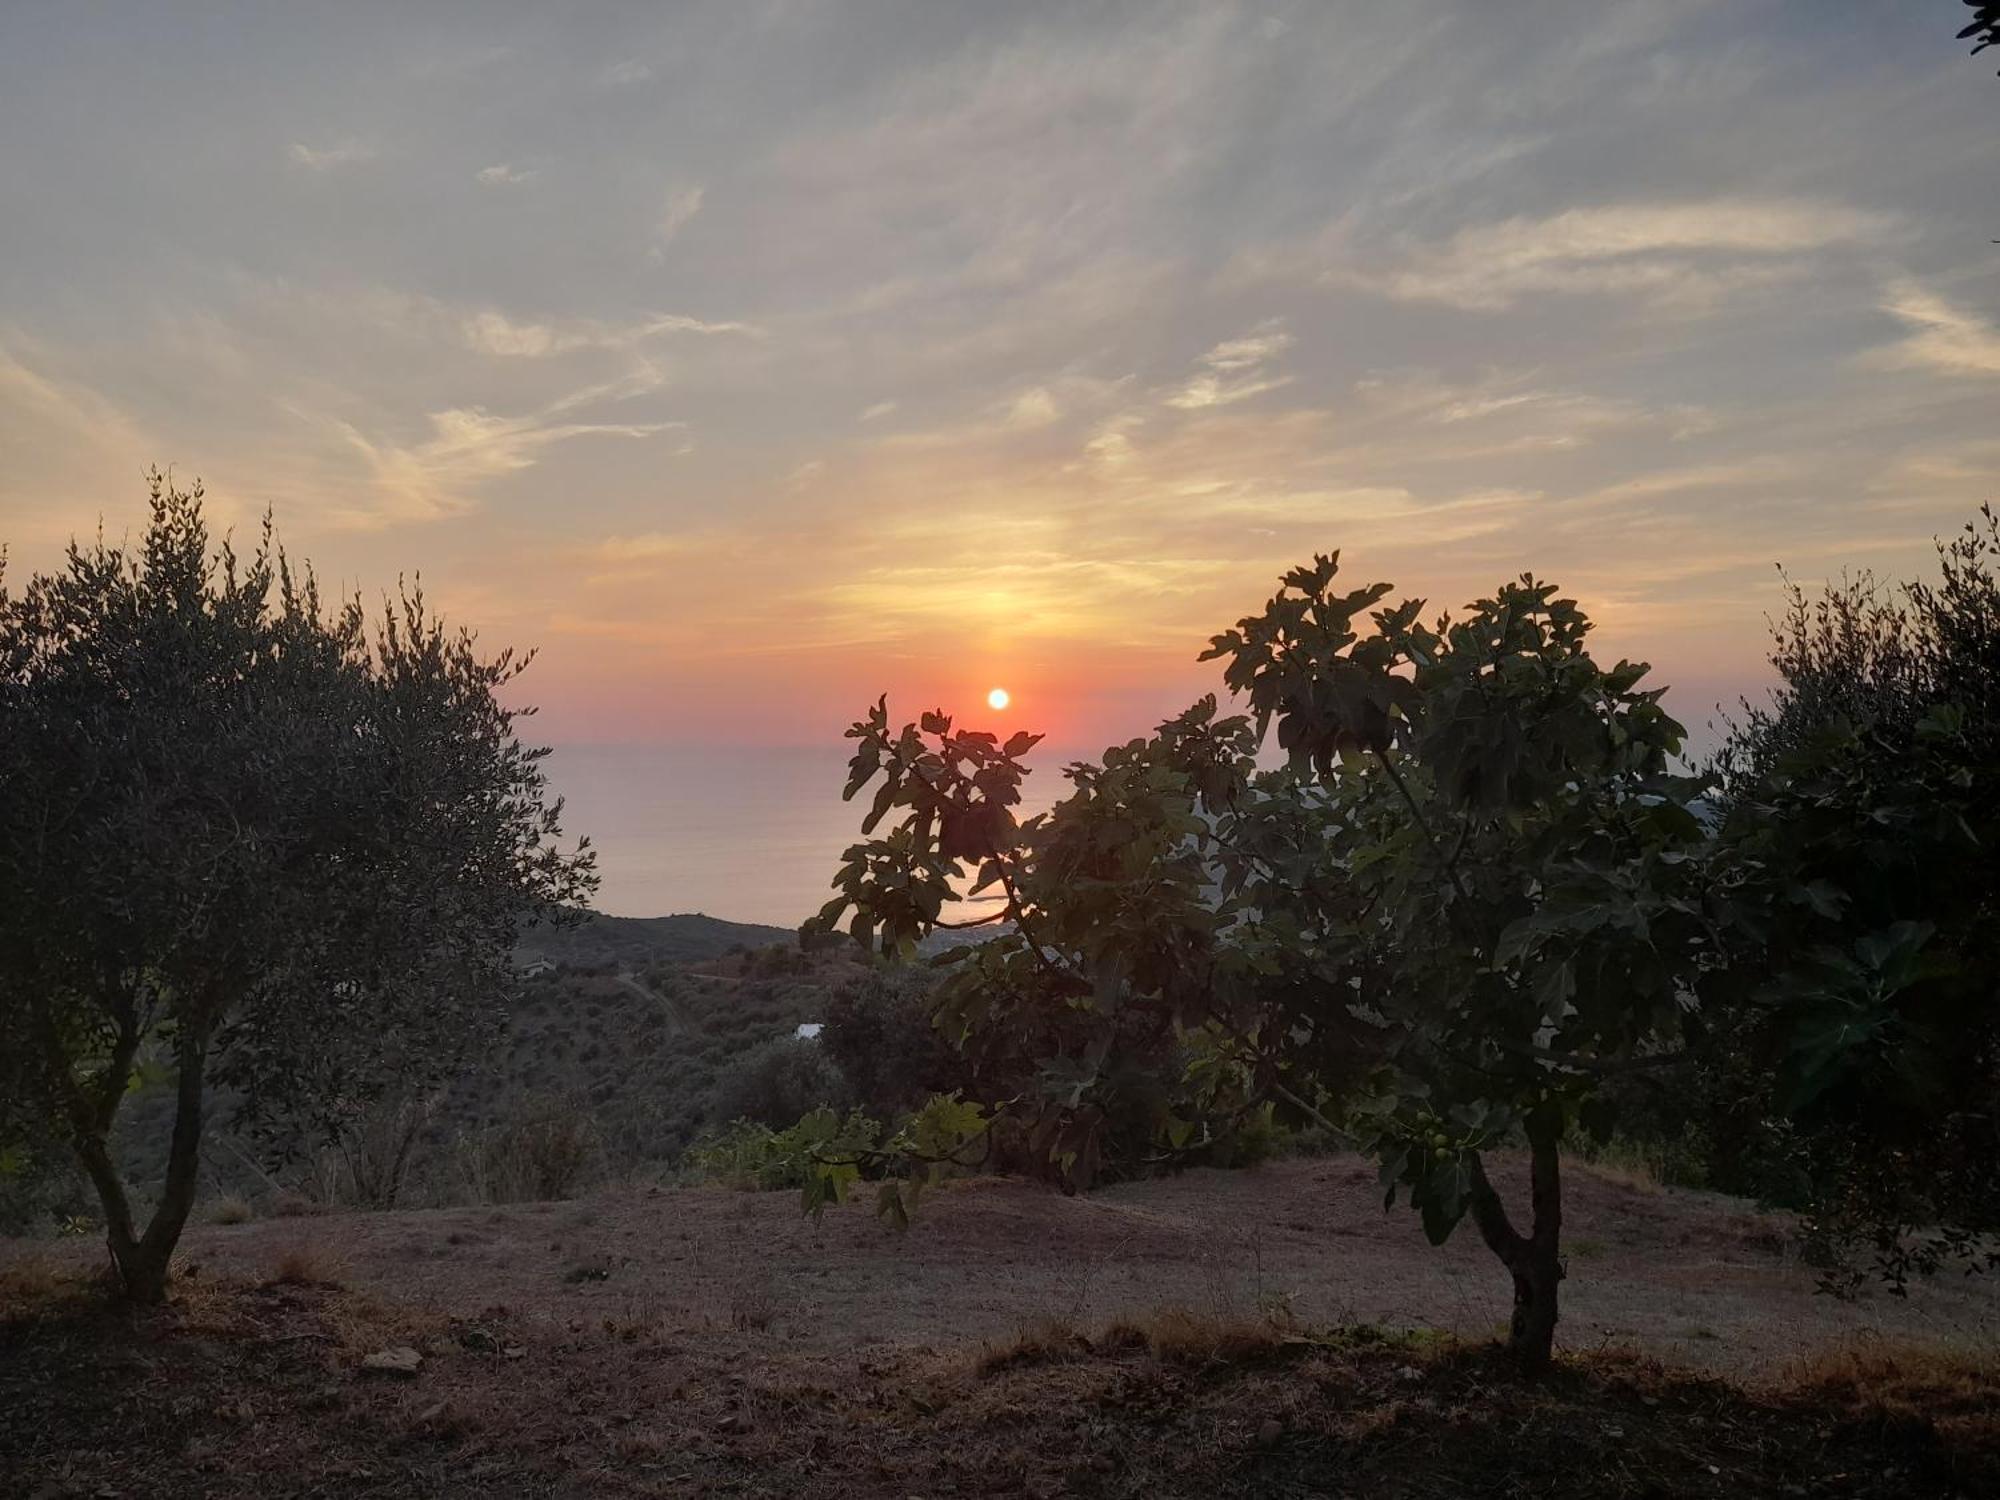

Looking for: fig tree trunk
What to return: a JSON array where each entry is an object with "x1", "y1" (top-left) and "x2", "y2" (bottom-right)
[{"x1": 1469, "y1": 1124, "x2": 1564, "y2": 1371}]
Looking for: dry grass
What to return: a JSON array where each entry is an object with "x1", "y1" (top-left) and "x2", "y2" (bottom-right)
[
  {"x1": 1109, "y1": 1305, "x2": 1294, "y2": 1364},
  {"x1": 1778, "y1": 1334, "x2": 2000, "y2": 1449},
  {"x1": 207, "y1": 1194, "x2": 255, "y2": 1226},
  {"x1": 2, "y1": 1271, "x2": 1995, "y2": 1498},
  {"x1": 975, "y1": 1315, "x2": 1091, "y2": 1374},
  {"x1": 978, "y1": 1306, "x2": 1298, "y2": 1375},
  {"x1": 265, "y1": 1242, "x2": 346, "y2": 1288},
  {"x1": 1568, "y1": 1156, "x2": 1663, "y2": 1195},
  {"x1": 728, "y1": 1277, "x2": 780, "y2": 1332},
  {"x1": 0, "y1": 1252, "x2": 76, "y2": 1304}
]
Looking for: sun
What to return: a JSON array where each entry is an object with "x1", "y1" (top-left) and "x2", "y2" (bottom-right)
[{"x1": 986, "y1": 686, "x2": 1010, "y2": 711}]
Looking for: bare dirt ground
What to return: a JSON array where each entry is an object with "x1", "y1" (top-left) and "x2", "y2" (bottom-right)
[
  {"x1": 5, "y1": 1158, "x2": 1999, "y2": 1498},
  {"x1": 20, "y1": 1154, "x2": 1998, "y2": 1378}
]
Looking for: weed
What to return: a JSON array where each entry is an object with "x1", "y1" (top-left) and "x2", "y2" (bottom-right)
[
  {"x1": 266, "y1": 1244, "x2": 345, "y2": 1288},
  {"x1": 1780, "y1": 1335, "x2": 2000, "y2": 1445},
  {"x1": 207, "y1": 1194, "x2": 254, "y2": 1226}
]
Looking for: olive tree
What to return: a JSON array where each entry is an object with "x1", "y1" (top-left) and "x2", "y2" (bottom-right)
[
  {"x1": 0, "y1": 476, "x2": 595, "y2": 1300},
  {"x1": 817, "y1": 555, "x2": 1713, "y2": 1369},
  {"x1": 1705, "y1": 509, "x2": 2000, "y2": 1290}
]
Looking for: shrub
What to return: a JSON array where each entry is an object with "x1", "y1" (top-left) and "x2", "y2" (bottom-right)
[
  {"x1": 821, "y1": 967, "x2": 964, "y2": 1116},
  {"x1": 464, "y1": 1095, "x2": 600, "y2": 1203},
  {"x1": 687, "y1": 1109, "x2": 884, "y2": 1192},
  {"x1": 711, "y1": 1037, "x2": 850, "y2": 1128},
  {"x1": 206, "y1": 1194, "x2": 254, "y2": 1226}
]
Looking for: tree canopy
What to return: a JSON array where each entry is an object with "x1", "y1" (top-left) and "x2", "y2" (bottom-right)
[
  {"x1": 0, "y1": 475, "x2": 596, "y2": 1300},
  {"x1": 1707, "y1": 507, "x2": 2000, "y2": 1290},
  {"x1": 818, "y1": 555, "x2": 1715, "y2": 1368}
]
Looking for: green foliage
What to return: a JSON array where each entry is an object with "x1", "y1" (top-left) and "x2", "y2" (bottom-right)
[
  {"x1": 711, "y1": 1035, "x2": 852, "y2": 1128},
  {"x1": 687, "y1": 1110, "x2": 882, "y2": 1192},
  {"x1": 817, "y1": 550, "x2": 1717, "y2": 1365},
  {"x1": 1706, "y1": 508, "x2": 2000, "y2": 1291},
  {"x1": 0, "y1": 476, "x2": 596, "y2": 1297},
  {"x1": 687, "y1": 1104, "x2": 882, "y2": 1212},
  {"x1": 820, "y1": 967, "x2": 965, "y2": 1117},
  {"x1": 687, "y1": 1092, "x2": 991, "y2": 1228}
]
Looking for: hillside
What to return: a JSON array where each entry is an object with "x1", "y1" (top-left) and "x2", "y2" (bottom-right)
[
  {"x1": 41, "y1": 924, "x2": 875, "y2": 1224},
  {"x1": 514, "y1": 910, "x2": 797, "y2": 969},
  {"x1": 443, "y1": 937, "x2": 875, "y2": 1172}
]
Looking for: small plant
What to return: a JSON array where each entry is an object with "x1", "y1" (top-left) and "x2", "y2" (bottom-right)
[
  {"x1": 729, "y1": 1279, "x2": 779, "y2": 1332},
  {"x1": 206, "y1": 1195, "x2": 254, "y2": 1226},
  {"x1": 466, "y1": 1095, "x2": 600, "y2": 1203},
  {"x1": 687, "y1": 1108, "x2": 886, "y2": 1193},
  {"x1": 266, "y1": 1243, "x2": 344, "y2": 1288}
]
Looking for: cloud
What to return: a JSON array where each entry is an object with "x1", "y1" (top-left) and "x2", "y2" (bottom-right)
[
  {"x1": 0, "y1": 342, "x2": 163, "y2": 548},
  {"x1": 287, "y1": 139, "x2": 376, "y2": 172},
  {"x1": 476, "y1": 163, "x2": 536, "y2": 186},
  {"x1": 1005, "y1": 386, "x2": 1060, "y2": 428},
  {"x1": 593, "y1": 531, "x2": 707, "y2": 563},
  {"x1": 1165, "y1": 320, "x2": 1293, "y2": 409},
  {"x1": 1343, "y1": 200, "x2": 1889, "y2": 311},
  {"x1": 461, "y1": 307, "x2": 759, "y2": 357},
  {"x1": 1083, "y1": 412, "x2": 1144, "y2": 469},
  {"x1": 1878, "y1": 281, "x2": 2000, "y2": 377},
  {"x1": 655, "y1": 185, "x2": 705, "y2": 250},
  {"x1": 309, "y1": 390, "x2": 677, "y2": 529},
  {"x1": 599, "y1": 59, "x2": 653, "y2": 88},
  {"x1": 860, "y1": 400, "x2": 898, "y2": 422}
]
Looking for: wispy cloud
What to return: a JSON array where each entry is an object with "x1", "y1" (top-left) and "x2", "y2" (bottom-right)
[
  {"x1": 592, "y1": 530, "x2": 714, "y2": 563},
  {"x1": 476, "y1": 162, "x2": 536, "y2": 186},
  {"x1": 1004, "y1": 386, "x2": 1060, "y2": 428},
  {"x1": 287, "y1": 139, "x2": 376, "y2": 172},
  {"x1": 1879, "y1": 281, "x2": 2000, "y2": 377},
  {"x1": 655, "y1": 185, "x2": 705, "y2": 251},
  {"x1": 0, "y1": 342, "x2": 163, "y2": 542},
  {"x1": 1343, "y1": 200, "x2": 1889, "y2": 311},
  {"x1": 860, "y1": 400, "x2": 898, "y2": 422},
  {"x1": 307, "y1": 389, "x2": 679, "y2": 529},
  {"x1": 599, "y1": 59, "x2": 653, "y2": 88},
  {"x1": 461, "y1": 307, "x2": 759, "y2": 357},
  {"x1": 1166, "y1": 320, "x2": 1293, "y2": 409}
]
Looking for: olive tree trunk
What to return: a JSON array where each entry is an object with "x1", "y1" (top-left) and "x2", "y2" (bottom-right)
[
  {"x1": 1468, "y1": 1125, "x2": 1564, "y2": 1371},
  {"x1": 65, "y1": 1022, "x2": 212, "y2": 1305}
]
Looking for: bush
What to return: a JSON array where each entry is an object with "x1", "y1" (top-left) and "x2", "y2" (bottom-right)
[
  {"x1": 206, "y1": 1194, "x2": 254, "y2": 1226},
  {"x1": 1708, "y1": 509, "x2": 2000, "y2": 1289},
  {"x1": 821, "y1": 968, "x2": 964, "y2": 1117},
  {"x1": 461, "y1": 1095, "x2": 600, "y2": 1203},
  {"x1": 688, "y1": 1109, "x2": 884, "y2": 1191},
  {"x1": 711, "y1": 1037, "x2": 850, "y2": 1128}
]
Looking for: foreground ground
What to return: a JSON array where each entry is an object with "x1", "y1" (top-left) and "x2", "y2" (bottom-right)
[{"x1": 5, "y1": 1157, "x2": 1998, "y2": 1496}]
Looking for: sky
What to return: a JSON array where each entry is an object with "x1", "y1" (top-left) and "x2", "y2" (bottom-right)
[{"x1": 3, "y1": 3, "x2": 1997, "y2": 919}]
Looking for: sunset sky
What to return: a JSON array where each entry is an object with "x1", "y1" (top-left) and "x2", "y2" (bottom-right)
[{"x1": 4, "y1": 4, "x2": 1997, "y2": 917}]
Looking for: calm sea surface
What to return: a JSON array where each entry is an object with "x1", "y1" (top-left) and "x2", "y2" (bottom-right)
[{"x1": 542, "y1": 743, "x2": 1070, "y2": 929}]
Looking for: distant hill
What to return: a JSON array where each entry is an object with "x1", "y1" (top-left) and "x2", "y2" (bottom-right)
[
  {"x1": 514, "y1": 910, "x2": 795, "y2": 969},
  {"x1": 50, "y1": 916, "x2": 858, "y2": 1224}
]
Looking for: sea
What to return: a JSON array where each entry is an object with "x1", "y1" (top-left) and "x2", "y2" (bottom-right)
[{"x1": 542, "y1": 743, "x2": 1071, "y2": 930}]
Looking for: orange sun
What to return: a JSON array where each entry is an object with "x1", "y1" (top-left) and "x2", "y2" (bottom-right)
[{"x1": 987, "y1": 686, "x2": 1010, "y2": 711}]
